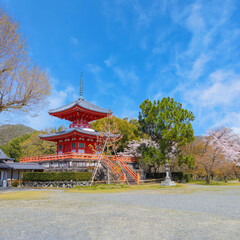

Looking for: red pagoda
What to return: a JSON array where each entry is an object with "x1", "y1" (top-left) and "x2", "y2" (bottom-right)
[
  {"x1": 20, "y1": 74, "x2": 140, "y2": 184},
  {"x1": 39, "y1": 74, "x2": 109, "y2": 154}
]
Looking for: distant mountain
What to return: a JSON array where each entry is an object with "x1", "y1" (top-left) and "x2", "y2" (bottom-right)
[{"x1": 0, "y1": 124, "x2": 35, "y2": 145}]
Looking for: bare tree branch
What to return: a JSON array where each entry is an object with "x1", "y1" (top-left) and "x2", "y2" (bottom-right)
[{"x1": 0, "y1": 8, "x2": 50, "y2": 113}]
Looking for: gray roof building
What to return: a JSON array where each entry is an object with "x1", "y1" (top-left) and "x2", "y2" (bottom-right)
[
  {"x1": 0, "y1": 149, "x2": 14, "y2": 161},
  {"x1": 0, "y1": 149, "x2": 44, "y2": 171},
  {"x1": 0, "y1": 162, "x2": 44, "y2": 170}
]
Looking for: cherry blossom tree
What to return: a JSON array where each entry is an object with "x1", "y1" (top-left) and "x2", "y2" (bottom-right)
[
  {"x1": 185, "y1": 127, "x2": 240, "y2": 184},
  {"x1": 209, "y1": 127, "x2": 240, "y2": 164}
]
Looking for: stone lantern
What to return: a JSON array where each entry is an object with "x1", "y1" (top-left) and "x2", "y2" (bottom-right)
[{"x1": 161, "y1": 163, "x2": 176, "y2": 186}]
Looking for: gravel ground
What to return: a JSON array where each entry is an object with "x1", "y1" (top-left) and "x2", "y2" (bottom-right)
[{"x1": 0, "y1": 185, "x2": 240, "y2": 240}]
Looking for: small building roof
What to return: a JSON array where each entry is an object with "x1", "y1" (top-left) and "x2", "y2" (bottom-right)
[
  {"x1": 49, "y1": 98, "x2": 109, "y2": 114},
  {"x1": 0, "y1": 149, "x2": 14, "y2": 161},
  {"x1": 0, "y1": 162, "x2": 44, "y2": 170}
]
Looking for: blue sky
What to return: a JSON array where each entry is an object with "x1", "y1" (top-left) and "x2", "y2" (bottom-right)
[{"x1": 1, "y1": 0, "x2": 240, "y2": 136}]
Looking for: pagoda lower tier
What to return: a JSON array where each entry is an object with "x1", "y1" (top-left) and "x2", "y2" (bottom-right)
[
  {"x1": 20, "y1": 153, "x2": 140, "y2": 184},
  {"x1": 40, "y1": 128, "x2": 107, "y2": 154}
]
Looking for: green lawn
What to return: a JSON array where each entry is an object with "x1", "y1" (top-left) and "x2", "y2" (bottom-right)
[
  {"x1": 68, "y1": 183, "x2": 185, "y2": 193},
  {"x1": 0, "y1": 191, "x2": 51, "y2": 200},
  {"x1": 189, "y1": 180, "x2": 240, "y2": 186}
]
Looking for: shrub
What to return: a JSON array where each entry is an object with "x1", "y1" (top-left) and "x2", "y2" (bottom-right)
[
  {"x1": 183, "y1": 173, "x2": 192, "y2": 183},
  {"x1": 146, "y1": 172, "x2": 184, "y2": 182},
  {"x1": 11, "y1": 181, "x2": 20, "y2": 187},
  {"x1": 23, "y1": 172, "x2": 92, "y2": 182}
]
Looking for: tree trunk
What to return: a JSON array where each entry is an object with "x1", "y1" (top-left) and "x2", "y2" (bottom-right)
[
  {"x1": 143, "y1": 170, "x2": 147, "y2": 180},
  {"x1": 205, "y1": 175, "x2": 210, "y2": 184},
  {"x1": 224, "y1": 176, "x2": 228, "y2": 183}
]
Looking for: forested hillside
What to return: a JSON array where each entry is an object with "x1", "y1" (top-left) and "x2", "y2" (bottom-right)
[
  {"x1": 0, "y1": 130, "x2": 57, "y2": 161},
  {"x1": 0, "y1": 125, "x2": 67, "y2": 161},
  {"x1": 0, "y1": 124, "x2": 35, "y2": 145}
]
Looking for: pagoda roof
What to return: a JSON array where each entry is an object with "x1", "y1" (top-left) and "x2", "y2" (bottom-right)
[
  {"x1": 39, "y1": 128, "x2": 116, "y2": 140},
  {"x1": 49, "y1": 98, "x2": 109, "y2": 115}
]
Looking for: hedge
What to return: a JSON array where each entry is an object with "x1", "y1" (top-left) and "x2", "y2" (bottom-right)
[
  {"x1": 23, "y1": 172, "x2": 92, "y2": 182},
  {"x1": 12, "y1": 181, "x2": 20, "y2": 187}
]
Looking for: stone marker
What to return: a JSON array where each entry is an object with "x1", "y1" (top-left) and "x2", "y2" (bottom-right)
[{"x1": 161, "y1": 163, "x2": 176, "y2": 186}]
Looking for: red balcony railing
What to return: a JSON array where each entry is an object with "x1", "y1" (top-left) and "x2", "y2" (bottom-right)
[{"x1": 20, "y1": 153, "x2": 137, "y2": 163}]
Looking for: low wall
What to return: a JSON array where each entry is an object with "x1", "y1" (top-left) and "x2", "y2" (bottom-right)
[{"x1": 21, "y1": 181, "x2": 91, "y2": 188}]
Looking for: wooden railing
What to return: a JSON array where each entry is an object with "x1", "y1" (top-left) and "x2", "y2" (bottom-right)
[
  {"x1": 20, "y1": 153, "x2": 137, "y2": 163},
  {"x1": 101, "y1": 156, "x2": 125, "y2": 181},
  {"x1": 118, "y1": 158, "x2": 139, "y2": 184}
]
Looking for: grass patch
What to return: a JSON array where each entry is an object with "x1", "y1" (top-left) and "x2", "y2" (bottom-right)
[
  {"x1": 189, "y1": 180, "x2": 240, "y2": 186},
  {"x1": 67, "y1": 182, "x2": 240, "y2": 194},
  {"x1": 0, "y1": 191, "x2": 51, "y2": 200},
  {"x1": 68, "y1": 183, "x2": 184, "y2": 193}
]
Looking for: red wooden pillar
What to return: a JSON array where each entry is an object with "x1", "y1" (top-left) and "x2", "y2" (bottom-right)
[{"x1": 136, "y1": 173, "x2": 140, "y2": 185}]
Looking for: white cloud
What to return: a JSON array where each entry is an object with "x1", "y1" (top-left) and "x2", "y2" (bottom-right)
[
  {"x1": 113, "y1": 67, "x2": 139, "y2": 86},
  {"x1": 185, "y1": 3, "x2": 205, "y2": 33},
  {"x1": 153, "y1": 92, "x2": 162, "y2": 101},
  {"x1": 87, "y1": 63, "x2": 116, "y2": 96},
  {"x1": 131, "y1": 0, "x2": 166, "y2": 27},
  {"x1": 114, "y1": 95, "x2": 138, "y2": 119},
  {"x1": 231, "y1": 127, "x2": 240, "y2": 135},
  {"x1": 210, "y1": 111, "x2": 240, "y2": 133},
  {"x1": 104, "y1": 55, "x2": 116, "y2": 67},
  {"x1": 189, "y1": 54, "x2": 210, "y2": 81},
  {"x1": 70, "y1": 36, "x2": 79, "y2": 45},
  {"x1": 87, "y1": 64, "x2": 102, "y2": 74},
  {"x1": 188, "y1": 70, "x2": 240, "y2": 107}
]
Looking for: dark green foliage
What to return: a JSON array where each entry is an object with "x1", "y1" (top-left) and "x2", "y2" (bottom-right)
[
  {"x1": 91, "y1": 116, "x2": 146, "y2": 152},
  {"x1": 139, "y1": 97, "x2": 195, "y2": 167},
  {"x1": 183, "y1": 173, "x2": 192, "y2": 182},
  {"x1": 23, "y1": 172, "x2": 92, "y2": 182},
  {"x1": 11, "y1": 181, "x2": 20, "y2": 187},
  {"x1": 138, "y1": 143, "x2": 162, "y2": 169},
  {"x1": 146, "y1": 172, "x2": 191, "y2": 182},
  {"x1": 0, "y1": 124, "x2": 35, "y2": 145},
  {"x1": 178, "y1": 154, "x2": 195, "y2": 168},
  {"x1": 146, "y1": 172, "x2": 165, "y2": 179}
]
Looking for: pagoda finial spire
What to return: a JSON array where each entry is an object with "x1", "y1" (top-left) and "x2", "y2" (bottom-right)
[{"x1": 80, "y1": 72, "x2": 84, "y2": 99}]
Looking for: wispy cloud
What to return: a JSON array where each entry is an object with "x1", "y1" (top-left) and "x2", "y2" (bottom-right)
[
  {"x1": 141, "y1": 0, "x2": 240, "y2": 134},
  {"x1": 104, "y1": 55, "x2": 117, "y2": 67},
  {"x1": 113, "y1": 67, "x2": 139, "y2": 86},
  {"x1": 87, "y1": 63, "x2": 116, "y2": 96},
  {"x1": 187, "y1": 70, "x2": 240, "y2": 107},
  {"x1": 188, "y1": 54, "x2": 210, "y2": 81},
  {"x1": 70, "y1": 36, "x2": 79, "y2": 45}
]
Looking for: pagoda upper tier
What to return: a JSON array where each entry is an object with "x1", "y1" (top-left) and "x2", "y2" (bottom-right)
[{"x1": 49, "y1": 98, "x2": 110, "y2": 128}]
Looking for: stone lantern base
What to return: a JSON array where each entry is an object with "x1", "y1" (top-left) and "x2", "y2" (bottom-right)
[{"x1": 160, "y1": 177, "x2": 176, "y2": 186}]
